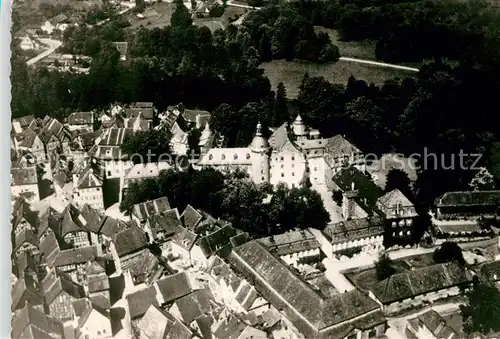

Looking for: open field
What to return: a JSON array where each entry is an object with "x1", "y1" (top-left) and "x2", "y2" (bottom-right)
[
  {"x1": 260, "y1": 59, "x2": 416, "y2": 98},
  {"x1": 126, "y1": 2, "x2": 175, "y2": 30},
  {"x1": 344, "y1": 252, "x2": 435, "y2": 291},
  {"x1": 314, "y1": 26, "x2": 377, "y2": 60}
]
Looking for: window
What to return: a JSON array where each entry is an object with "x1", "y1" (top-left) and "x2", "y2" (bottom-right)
[
  {"x1": 292, "y1": 172, "x2": 295, "y2": 176},
  {"x1": 291, "y1": 156, "x2": 295, "y2": 161},
  {"x1": 347, "y1": 334, "x2": 357, "y2": 339},
  {"x1": 107, "y1": 171, "x2": 111, "y2": 176},
  {"x1": 281, "y1": 164, "x2": 284, "y2": 169},
  {"x1": 209, "y1": 154, "x2": 213, "y2": 160},
  {"x1": 221, "y1": 154, "x2": 226, "y2": 160},
  {"x1": 281, "y1": 173, "x2": 284, "y2": 177},
  {"x1": 368, "y1": 330, "x2": 377, "y2": 338},
  {"x1": 262, "y1": 176, "x2": 265, "y2": 181},
  {"x1": 292, "y1": 164, "x2": 294, "y2": 168},
  {"x1": 280, "y1": 156, "x2": 284, "y2": 161},
  {"x1": 234, "y1": 154, "x2": 238, "y2": 160},
  {"x1": 246, "y1": 153, "x2": 251, "y2": 159},
  {"x1": 314, "y1": 167, "x2": 318, "y2": 171}
]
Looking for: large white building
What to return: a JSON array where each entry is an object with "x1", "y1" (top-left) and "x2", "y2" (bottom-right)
[{"x1": 197, "y1": 115, "x2": 365, "y2": 188}]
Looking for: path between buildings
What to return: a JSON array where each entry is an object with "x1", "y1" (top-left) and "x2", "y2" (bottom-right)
[
  {"x1": 339, "y1": 57, "x2": 420, "y2": 72},
  {"x1": 226, "y1": 1, "x2": 261, "y2": 9},
  {"x1": 26, "y1": 38, "x2": 62, "y2": 66}
]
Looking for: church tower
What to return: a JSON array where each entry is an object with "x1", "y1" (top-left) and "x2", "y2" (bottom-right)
[{"x1": 249, "y1": 122, "x2": 270, "y2": 184}]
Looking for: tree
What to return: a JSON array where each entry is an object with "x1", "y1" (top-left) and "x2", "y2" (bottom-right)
[
  {"x1": 469, "y1": 167, "x2": 496, "y2": 191},
  {"x1": 385, "y1": 168, "x2": 413, "y2": 199},
  {"x1": 461, "y1": 283, "x2": 500, "y2": 335},
  {"x1": 433, "y1": 241, "x2": 465, "y2": 265},
  {"x1": 274, "y1": 82, "x2": 288, "y2": 126},
  {"x1": 332, "y1": 190, "x2": 343, "y2": 206},
  {"x1": 171, "y1": 0, "x2": 193, "y2": 28},
  {"x1": 121, "y1": 130, "x2": 172, "y2": 164},
  {"x1": 375, "y1": 252, "x2": 396, "y2": 280}
]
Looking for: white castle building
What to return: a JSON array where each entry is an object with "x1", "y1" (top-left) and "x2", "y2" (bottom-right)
[{"x1": 197, "y1": 115, "x2": 365, "y2": 188}]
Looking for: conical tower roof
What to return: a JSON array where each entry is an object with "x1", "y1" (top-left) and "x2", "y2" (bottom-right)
[
  {"x1": 292, "y1": 114, "x2": 307, "y2": 136},
  {"x1": 249, "y1": 122, "x2": 269, "y2": 152}
]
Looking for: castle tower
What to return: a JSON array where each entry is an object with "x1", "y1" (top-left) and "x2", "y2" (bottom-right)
[
  {"x1": 292, "y1": 114, "x2": 308, "y2": 139},
  {"x1": 249, "y1": 122, "x2": 270, "y2": 184}
]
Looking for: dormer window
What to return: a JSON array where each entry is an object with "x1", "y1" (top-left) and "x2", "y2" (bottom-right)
[
  {"x1": 221, "y1": 154, "x2": 226, "y2": 160},
  {"x1": 246, "y1": 154, "x2": 251, "y2": 159},
  {"x1": 234, "y1": 154, "x2": 238, "y2": 160},
  {"x1": 209, "y1": 154, "x2": 213, "y2": 160}
]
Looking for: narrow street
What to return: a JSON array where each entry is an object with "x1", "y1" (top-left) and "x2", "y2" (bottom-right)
[{"x1": 26, "y1": 38, "x2": 62, "y2": 66}]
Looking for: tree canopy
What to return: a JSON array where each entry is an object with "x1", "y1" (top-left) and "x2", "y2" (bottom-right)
[
  {"x1": 460, "y1": 283, "x2": 500, "y2": 335},
  {"x1": 433, "y1": 241, "x2": 465, "y2": 265}
]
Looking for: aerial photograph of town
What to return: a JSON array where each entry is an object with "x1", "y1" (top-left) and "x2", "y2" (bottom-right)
[{"x1": 8, "y1": 0, "x2": 500, "y2": 337}]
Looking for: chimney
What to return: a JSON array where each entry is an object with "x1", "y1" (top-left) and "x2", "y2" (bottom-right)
[
  {"x1": 435, "y1": 320, "x2": 446, "y2": 334},
  {"x1": 351, "y1": 182, "x2": 355, "y2": 191},
  {"x1": 196, "y1": 115, "x2": 202, "y2": 129}
]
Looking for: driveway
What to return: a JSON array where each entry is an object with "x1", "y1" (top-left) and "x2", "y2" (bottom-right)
[{"x1": 26, "y1": 38, "x2": 62, "y2": 66}]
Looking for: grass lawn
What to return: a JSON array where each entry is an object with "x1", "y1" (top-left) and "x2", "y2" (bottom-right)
[
  {"x1": 260, "y1": 59, "x2": 416, "y2": 98},
  {"x1": 127, "y1": 2, "x2": 175, "y2": 30},
  {"x1": 314, "y1": 26, "x2": 377, "y2": 60}
]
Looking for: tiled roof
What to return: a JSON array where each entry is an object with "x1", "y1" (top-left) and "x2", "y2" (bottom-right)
[
  {"x1": 72, "y1": 298, "x2": 89, "y2": 317},
  {"x1": 77, "y1": 166, "x2": 103, "y2": 189},
  {"x1": 198, "y1": 225, "x2": 238, "y2": 258},
  {"x1": 59, "y1": 204, "x2": 86, "y2": 236},
  {"x1": 78, "y1": 303, "x2": 110, "y2": 329},
  {"x1": 11, "y1": 303, "x2": 64, "y2": 339},
  {"x1": 124, "y1": 162, "x2": 171, "y2": 181},
  {"x1": 324, "y1": 135, "x2": 361, "y2": 159},
  {"x1": 370, "y1": 261, "x2": 473, "y2": 304},
  {"x1": 436, "y1": 190, "x2": 500, "y2": 207},
  {"x1": 79, "y1": 204, "x2": 106, "y2": 233},
  {"x1": 133, "y1": 197, "x2": 171, "y2": 223},
  {"x1": 67, "y1": 112, "x2": 94, "y2": 125},
  {"x1": 15, "y1": 128, "x2": 38, "y2": 148},
  {"x1": 258, "y1": 229, "x2": 320, "y2": 256},
  {"x1": 11, "y1": 276, "x2": 43, "y2": 311},
  {"x1": 181, "y1": 204, "x2": 203, "y2": 230},
  {"x1": 333, "y1": 166, "x2": 382, "y2": 212},
  {"x1": 11, "y1": 167, "x2": 38, "y2": 186},
  {"x1": 376, "y1": 189, "x2": 417, "y2": 217},
  {"x1": 97, "y1": 128, "x2": 134, "y2": 146},
  {"x1": 14, "y1": 229, "x2": 39, "y2": 252},
  {"x1": 230, "y1": 241, "x2": 381, "y2": 332},
  {"x1": 323, "y1": 217, "x2": 384, "y2": 245},
  {"x1": 42, "y1": 270, "x2": 86, "y2": 305},
  {"x1": 40, "y1": 232, "x2": 60, "y2": 266},
  {"x1": 212, "y1": 312, "x2": 248, "y2": 339},
  {"x1": 138, "y1": 305, "x2": 193, "y2": 339},
  {"x1": 39, "y1": 118, "x2": 69, "y2": 144},
  {"x1": 182, "y1": 109, "x2": 210, "y2": 124},
  {"x1": 268, "y1": 123, "x2": 288, "y2": 151},
  {"x1": 209, "y1": 256, "x2": 243, "y2": 292},
  {"x1": 173, "y1": 288, "x2": 216, "y2": 324},
  {"x1": 112, "y1": 224, "x2": 148, "y2": 257},
  {"x1": 148, "y1": 208, "x2": 181, "y2": 240},
  {"x1": 156, "y1": 272, "x2": 193, "y2": 304},
  {"x1": 12, "y1": 115, "x2": 35, "y2": 129},
  {"x1": 17, "y1": 251, "x2": 37, "y2": 277},
  {"x1": 52, "y1": 246, "x2": 98, "y2": 268},
  {"x1": 198, "y1": 148, "x2": 252, "y2": 166},
  {"x1": 121, "y1": 249, "x2": 158, "y2": 285},
  {"x1": 171, "y1": 226, "x2": 198, "y2": 251},
  {"x1": 132, "y1": 102, "x2": 154, "y2": 108},
  {"x1": 99, "y1": 217, "x2": 130, "y2": 238},
  {"x1": 123, "y1": 107, "x2": 154, "y2": 120},
  {"x1": 479, "y1": 260, "x2": 500, "y2": 282},
  {"x1": 87, "y1": 260, "x2": 107, "y2": 276},
  {"x1": 408, "y1": 310, "x2": 458, "y2": 339},
  {"x1": 126, "y1": 285, "x2": 159, "y2": 319}
]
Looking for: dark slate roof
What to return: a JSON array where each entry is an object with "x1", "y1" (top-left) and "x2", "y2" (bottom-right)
[
  {"x1": 67, "y1": 112, "x2": 94, "y2": 126},
  {"x1": 370, "y1": 261, "x2": 473, "y2": 304},
  {"x1": 11, "y1": 167, "x2": 38, "y2": 186},
  {"x1": 11, "y1": 303, "x2": 64, "y2": 339},
  {"x1": 126, "y1": 285, "x2": 159, "y2": 319},
  {"x1": 436, "y1": 190, "x2": 500, "y2": 207},
  {"x1": 230, "y1": 241, "x2": 381, "y2": 332},
  {"x1": 59, "y1": 204, "x2": 86, "y2": 237},
  {"x1": 323, "y1": 217, "x2": 384, "y2": 245},
  {"x1": 333, "y1": 166, "x2": 382, "y2": 207},
  {"x1": 79, "y1": 204, "x2": 106, "y2": 233},
  {"x1": 138, "y1": 305, "x2": 193, "y2": 339},
  {"x1": 11, "y1": 276, "x2": 43, "y2": 311},
  {"x1": 173, "y1": 288, "x2": 216, "y2": 324},
  {"x1": 132, "y1": 197, "x2": 171, "y2": 223},
  {"x1": 42, "y1": 270, "x2": 86, "y2": 305},
  {"x1": 198, "y1": 225, "x2": 238, "y2": 258},
  {"x1": 112, "y1": 225, "x2": 148, "y2": 257},
  {"x1": 181, "y1": 204, "x2": 203, "y2": 230},
  {"x1": 99, "y1": 217, "x2": 130, "y2": 238},
  {"x1": 156, "y1": 272, "x2": 193, "y2": 304},
  {"x1": 148, "y1": 208, "x2": 181, "y2": 240}
]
